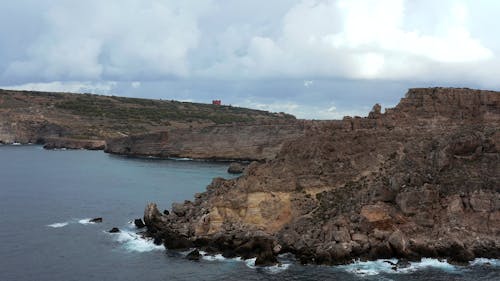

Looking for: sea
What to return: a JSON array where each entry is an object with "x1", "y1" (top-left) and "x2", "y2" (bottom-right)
[{"x1": 0, "y1": 145, "x2": 498, "y2": 281}]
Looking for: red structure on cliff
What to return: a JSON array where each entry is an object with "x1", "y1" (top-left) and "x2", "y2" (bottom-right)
[{"x1": 212, "y1": 100, "x2": 221, "y2": 105}]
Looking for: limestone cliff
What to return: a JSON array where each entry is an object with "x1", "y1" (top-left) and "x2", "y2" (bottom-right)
[
  {"x1": 0, "y1": 89, "x2": 295, "y2": 156},
  {"x1": 144, "y1": 87, "x2": 500, "y2": 265},
  {"x1": 105, "y1": 123, "x2": 306, "y2": 161}
]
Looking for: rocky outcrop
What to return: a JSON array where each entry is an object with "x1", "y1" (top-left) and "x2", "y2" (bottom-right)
[
  {"x1": 227, "y1": 162, "x2": 247, "y2": 174},
  {"x1": 144, "y1": 87, "x2": 500, "y2": 266},
  {"x1": 105, "y1": 123, "x2": 306, "y2": 161},
  {"x1": 42, "y1": 138, "x2": 105, "y2": 150},
  {"x1": 109, "y1": 227, "x2": 120, "y2": 233}
]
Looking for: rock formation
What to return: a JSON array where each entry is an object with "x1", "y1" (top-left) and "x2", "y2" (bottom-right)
[
  {"x1": 227, "y1": 162, "x2": 247, "y2": 174},
  {"x1": 105, "y1": 123, "x2": 305, "y2": 161},
  {"x1": 144, "y1": 87, "x2": 500, "y2": 266},
  {"x1": 42, "y1": 138, "x2": 105, "y2": 150}
]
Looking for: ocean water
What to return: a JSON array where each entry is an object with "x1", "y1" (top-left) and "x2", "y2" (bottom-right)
[{"x1": 0, "y1": 145, "x2": 498, "y2": 281}]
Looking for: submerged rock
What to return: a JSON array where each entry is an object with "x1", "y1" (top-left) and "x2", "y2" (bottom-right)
[
  {"x1": 89, "y1": 217, "x2": 103, "y2": 223},
  {"x1": 186, "y1": 249, "x2": 201, "y2": 261},
  {"x1": 108, "y1": 227, "x2": 120, "y2": 233}
]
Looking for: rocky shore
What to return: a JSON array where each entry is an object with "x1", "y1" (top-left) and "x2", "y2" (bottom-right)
[
  {"x1": 143, "y1": 87, "x2": 500, "y2": 266},
  {"x1": 42, "y1": 137, "x2": 105, "y2": 150}
]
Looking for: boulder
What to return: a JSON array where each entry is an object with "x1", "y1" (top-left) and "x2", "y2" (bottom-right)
[
  {"x1": 108, "y1": 227, "x2": 120, "y2": 233},
  {"x1": 186, "y1": 249, "x2": 201, "y2": 261},
  {"x1": 144, "y1": 203, "x2": 163, "y2": 232},
  {"x1": 89, "y1": 217, "x2": 103, "y2": 223},
  {"x1": 172, "y1": 203, "x2": 189, "y2": 217},
  {"x1": 388, "y1": 230, "x2": 408, "y2": 256},
  {"x1": 227, "y1": 162, "x2": 246, "y2": 174},
  {"x1": 134, "y1": 218, "x2": 146, "y2": 229},
  {"x1": 235, "y1": 237, "x2": 278, "y2": 266}
]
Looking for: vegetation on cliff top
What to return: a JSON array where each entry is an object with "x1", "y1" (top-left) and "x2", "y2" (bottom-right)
[
  {"x1": 1, "y1": 89, "x2": 294, "y2": 124},
  {"x1": 0, "y1": 89, "x2": 295, "y2": 140}
]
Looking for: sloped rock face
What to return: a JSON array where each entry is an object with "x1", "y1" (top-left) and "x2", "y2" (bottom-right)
[
  {"x1": 145, "y1": 88, "x2": 500, "y2": 265},
  {"x1": 106, "y1": 123, "x2": 306, "y2": 161}
]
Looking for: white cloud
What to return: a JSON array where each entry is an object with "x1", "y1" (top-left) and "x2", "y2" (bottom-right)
[
  {"x1": 2, "y1": 0, "x2": 208, "y2": 82},
  {"x1": 200, "y1": 0, "x2": 496, "y2": 84},
  {"x1": 131, "y1": 81, "x2": 141, "y2": 88},
  {"x1": 2, "y1": 81, "x2": 117, "y2": 95},
  {"x1": 236, "y1": 99, "x2": 367, "y2": 120},
  {"x1": 304, "y1": 80, "x2": 314, "y2": 87}
]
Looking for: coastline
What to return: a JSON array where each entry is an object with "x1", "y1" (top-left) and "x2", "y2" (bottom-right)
[{"x1": 143, "y1": 87, "x2": 500, "y2": 266}]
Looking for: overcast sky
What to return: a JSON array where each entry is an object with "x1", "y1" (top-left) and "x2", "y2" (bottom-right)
[{"x1": 1, "y1": 0, "x2": 499, "y2": 119}]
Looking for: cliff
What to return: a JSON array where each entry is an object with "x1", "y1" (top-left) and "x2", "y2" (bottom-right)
[
  {"x1": 105, "y1": 123, "x2": 306, "y2": 161},
  {"x1": 144, "y1": 87, "x2": 500, "y2": 266},
  {"x1": 0, "y1": 89, "x2": 294, "y2": 147}
]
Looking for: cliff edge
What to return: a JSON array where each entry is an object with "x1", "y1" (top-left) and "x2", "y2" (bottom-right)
[{"x1": 144, "y1": 87, "x2": 500, "y2": 266}]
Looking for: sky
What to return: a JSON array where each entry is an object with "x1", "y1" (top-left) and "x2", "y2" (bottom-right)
[{"x1": 1, "y1": 0, "x2": 499, "y2": 119}]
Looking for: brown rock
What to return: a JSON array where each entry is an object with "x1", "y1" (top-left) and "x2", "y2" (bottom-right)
[
  {"x1": 227, "y1": 162, "x2": 246, "y2": 174},
  {"x1": 388, "y1": 230, "x2": 408, "y2": 256},
  {"x1": 140, "y1": 87, "x2": 500, "y2": 265}
]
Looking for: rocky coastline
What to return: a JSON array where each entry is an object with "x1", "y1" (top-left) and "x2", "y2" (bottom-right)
[
  {"x1": 42, "y1": 137, "x2": 106, "y2": 150},
  {"x1": 143, "y1": 87, "x2": 500, "y2": 266},
  {"x1": 104, "y1": 123, "x2": 306, "y2": 161},
  {"x1": 0, "y1": 89, "x2": 296, "y2": 157}
]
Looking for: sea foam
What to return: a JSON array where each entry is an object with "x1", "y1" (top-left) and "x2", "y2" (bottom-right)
[
  {"x1": 47, "y1": 222, "x2": 69, "y2": 228},
  {"x1": 198, "y1": 251, "x2": 291, "y2": 273},
  {"x1": 111, "y1": 230, "x2": 163, "y2": 253},
  {"x1": 337, "y1": 258, "x2": 459, "y2": 276},
  {"x1": 470, "y1": 258, "x2": 500, "y2": 267},
  {"x1": 47, "y1": 218, "x2": 98, "y2": 228},
  {"x1": 78, "y1": 218, "x2": 96, "y2": 225}
]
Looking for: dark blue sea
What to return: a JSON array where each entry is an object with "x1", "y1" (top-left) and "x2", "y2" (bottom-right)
[{"x1": 0, "y1": 145, "x2": 498, "y2": 281}]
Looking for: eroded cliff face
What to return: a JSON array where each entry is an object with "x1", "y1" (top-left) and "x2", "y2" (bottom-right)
[
  {"x1": 0, "y1": 89, "x2": 295, "y2": 151},
  {"x1": 105, "y1": 123, "x2": 306, "y2": 161},
  {"x1": 144, "y1": 87, "x2": 500, "y2": 265}
]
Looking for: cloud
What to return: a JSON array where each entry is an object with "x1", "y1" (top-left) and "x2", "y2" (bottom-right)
[
  {"x1": 236, "y1": 98, "x2": 368, "y2": 119},
  {"x1": 2, "y1": 0, "x2": 208, "y2": 83},
  {"x1": 1, "y1": 0, "x2": 499, "y2": 119},
  {"x1": 2, "y1": 81, "x2": 117, "y2": 95},
  {"x1": 207, "y1": 0, "x2": 495, "y2": 83},
  {"x1": 2, "y1": 0, "x2": 497, "y2": 85}
]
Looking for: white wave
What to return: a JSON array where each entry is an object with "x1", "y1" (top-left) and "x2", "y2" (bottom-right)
[
  {"x1": 470, "y1": 258, "x2": 500, "y2": 267},
  {"x1": 47, "y1": 222, "x2": 69, "y2": 228},
  {"x1": 338, "y1": 258, "x2": 459, "y2": 276},
  {"x1": 411, "y1": 258, "x2": 457, "y2": 272},
  {"x1": 199, "y1": 251, "x2": 242, "y2": 262},
  {"x1": 199, "y1": 251, "x2": 291, "y2": 274},
  {"x1": 168, "y1": 157, "x2": 193, "y2": 161},
  {"x1": 78, "y1": 218, "x2": 96, "y2": 225},
  {"x1": 244, "y1": 258, "x2": 291, "y2": 273},
  {"x1": 12, "y1": 142, "x2": 21, "y2": 145},
  {"x1": 244, "y1": 258, "x2": 258, "y2": 268},
  {"x1": 202, "y1": 253, "x2": 227, "y2": 261},
  {"x1": 112, "y1": 230, "x2": 163, "y2": 253},
  {"x1": 197, "y1": 250, "x2": 291, "y2": 274},
  {"x1": 265, "y1": 263, "x2": 291, "y2": 274}
]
